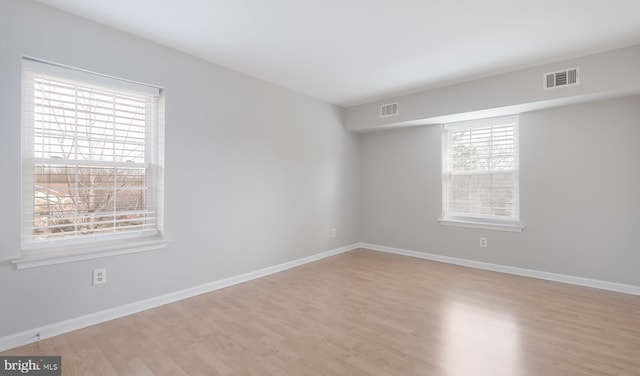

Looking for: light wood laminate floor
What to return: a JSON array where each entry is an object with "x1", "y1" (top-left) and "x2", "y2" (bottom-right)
[{"x1": 3, "y1": 249, "x2": 640, "y2": 375}]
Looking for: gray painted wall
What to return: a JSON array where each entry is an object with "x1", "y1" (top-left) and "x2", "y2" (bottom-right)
[
  {"x1": 360, "y1": 95, "x2": 640, "y2": 285},
  {"x1": 346, "y1": 45, "x2": 640, "y2": 131},
  {"x1": 0, "y1": 0, "x2": 360, "y2": 337}
]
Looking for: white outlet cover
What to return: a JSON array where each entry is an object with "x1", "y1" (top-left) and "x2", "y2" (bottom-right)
[{"x1": 93, "y1": 268, "x2": 107, "y2": 286}]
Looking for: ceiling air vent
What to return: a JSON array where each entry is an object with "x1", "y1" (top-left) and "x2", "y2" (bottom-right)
[
  {"x1": 544, "y1": 67, "x2": 579, "y2": 89},
  {"x1": 380, "y1": 103, "x2": 398, "y2": 118}
]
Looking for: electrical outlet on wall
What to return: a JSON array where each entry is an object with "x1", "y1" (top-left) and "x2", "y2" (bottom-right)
[
  {"x1": 480, "y1": 237, "x2": 488, "y2": 248},
  {"x1": 331, "y1": 228, "x2": 336, "y2": 238},
  {"x1": 93, "y1": 268, "x2": 107, "y2": 286}
]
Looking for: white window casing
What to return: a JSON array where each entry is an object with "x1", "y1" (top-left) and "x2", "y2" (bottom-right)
[
  {"x1": 16, "y1": 58, "x2": 165, "y2": 268},
  {"x1": 440, "y1": 115, "x2": 524, "y2": 232}
]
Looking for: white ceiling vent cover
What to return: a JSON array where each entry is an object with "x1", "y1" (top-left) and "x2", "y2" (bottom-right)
[
  {"x1": 545, "y1": 67, "x2": 579, "y2": 89},
  {"x1": 380, "y1": 103, "x2": 398, "y2": 118}
]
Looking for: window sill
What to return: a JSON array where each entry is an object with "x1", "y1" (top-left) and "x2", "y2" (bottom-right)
[
  {"x1": 438, "y1": 218, "x2": 525, "y2": 232},
  {"x1": 13, "y1": 237, "x2": 167, "y2": 269}
]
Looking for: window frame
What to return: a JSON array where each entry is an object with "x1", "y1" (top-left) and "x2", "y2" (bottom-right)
[
  {"x1": 16, "y1": 58, "x2": 166, "y2": 268},
  {"x1": 439, "y1": 115, "x2": 524, "y2": 232}
]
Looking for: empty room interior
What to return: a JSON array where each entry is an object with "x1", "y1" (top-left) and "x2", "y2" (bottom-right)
[{"x1": 1, "y1": 0, "x2": 640, "y2": 375}]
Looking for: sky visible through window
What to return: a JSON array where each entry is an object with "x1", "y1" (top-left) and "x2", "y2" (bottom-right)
[{"x1": 31, "y1": 76, "x2": 151, "y2": 240}]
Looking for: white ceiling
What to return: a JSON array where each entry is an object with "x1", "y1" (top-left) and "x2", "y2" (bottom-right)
[{"x1": 37, "y1": 0, "x2": 640, "y2": 107}]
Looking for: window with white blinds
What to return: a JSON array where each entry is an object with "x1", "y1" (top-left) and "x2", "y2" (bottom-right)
[
  {"x1": 441, "y1": 115, "x2": 520, "y2": 227},
  {"x1": 21, "y1": 59, "x2": 164, "y2": 253}
]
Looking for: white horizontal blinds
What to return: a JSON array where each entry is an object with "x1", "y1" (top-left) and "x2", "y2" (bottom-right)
[
  {"x1": 22, "y1": 61, "x2": 159, "y2": 246},
  {"x1": 443, "y1": 116, "x2": 519, "y2": 221}
]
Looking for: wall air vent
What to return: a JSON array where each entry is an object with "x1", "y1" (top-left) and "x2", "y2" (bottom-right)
[
  {"x1": 544, "y1": 67, "x2": 579, "y2": 89},
  {"x1": 380, "y1": 103, "x2": 398, "y2": 118}
]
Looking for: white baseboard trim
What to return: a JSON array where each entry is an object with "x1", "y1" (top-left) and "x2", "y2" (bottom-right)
[
  {"x1": 358, "y1": 242, "x2": 640, "y2": 296},
  {"x1": 0, "y1": 243, "x2": 359, "y2": 353}
]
